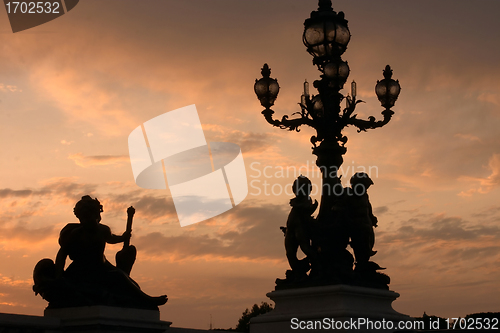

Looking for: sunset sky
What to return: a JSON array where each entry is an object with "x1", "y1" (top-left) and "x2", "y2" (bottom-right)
[{"x1": 1, "y1": 0, "x2": 500, "y2": 329}]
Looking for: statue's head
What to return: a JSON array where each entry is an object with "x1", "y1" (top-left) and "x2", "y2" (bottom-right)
[
  {"x1": 292, "y1": 175, "x2": 312, "y2": 198},
  {"x1": 74, "y1": 195, "x2": 103, "y2": 223},
  {"x1": 350, "y1": 172, "x2": 373, "y2": 193}
]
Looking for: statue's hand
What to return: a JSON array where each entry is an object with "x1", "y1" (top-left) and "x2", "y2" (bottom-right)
[
  {"x1": 122, "y1": 230, "x2": 132, "y2": 240},
  {"x1": 280, "y1": 226, "x2": 287, "y2": 236},
  {"x1": 127, "y1": 206, "x2": 135, "y2": 217}
]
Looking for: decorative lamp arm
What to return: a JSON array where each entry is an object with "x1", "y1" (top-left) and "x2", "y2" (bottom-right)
[
  {"x1": 262, "y1": 108, "x2": 315, "y2": 132},
  {"x1": 342, "y1": 96, "x2": 364, "y2": 119},
  {"x1": 348, "y1": 109, "x2": 394, "y2": 132}
]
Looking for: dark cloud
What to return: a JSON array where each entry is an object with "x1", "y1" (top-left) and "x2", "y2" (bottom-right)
[
  {"x1": 374, "y1": 206, "x2": 388, "y2": 215},
  {"x1": 1, "y1": 178, "x2": 97, "y2": 202},
  {"x1": 204, "y1": 125, "x2": 275, "y2": 154},
  {"x1": 135, "y1": 203, "x2": 287, "y2": 260},
  {"x1": 375, "y1": 213, "x2": 500, "y2": 267},
  {"x1": 382, "y1": 215, "x2": 500, "y2": 243},
  {"x1": 0, "y1": 180, "x2": 176, "y2": 227},
  {"x1": 228, "y1": 132, "x2": 274, "y2": 154},
  {"x1": 104, "y1": 192, "x2": 177, "y2": 222},
  {"x1": 0, "y1": 178, "x2": 97, "y2": 202},
  {"x1": 470, "y1": 205, "x2": 500, "y2": 222},
  {"x1": 0, "y1": 189, "x2": 33, "y2": 198},
  {"x1": 68, "y1": 153, "x2": 130, "y2": 167},
  {"x1": 442, "y1": 246, "x2": 500, "y2": 263},
  {"x1": 471, "y1": 206, "x2": 500, "y2": 219},
  {"x1": 38, "y1": 178, "x2": 97, "y2": 199}
]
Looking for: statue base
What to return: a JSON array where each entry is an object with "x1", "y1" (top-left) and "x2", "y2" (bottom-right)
[
  {"x1": 44, "y1": 306, "x2": 171, "y2": 333},
  {"x1": 250, "y1": 284, "x2": 412, "y2": 333}
]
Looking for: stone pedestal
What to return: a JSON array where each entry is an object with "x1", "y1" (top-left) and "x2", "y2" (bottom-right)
[
  {"x1": 44, "y1": 306, "x2": 171, "y2": 333},
  {"x1": 250, "y1": 285, "x2": 412, "y2": 333},
  {"x1": 0, "y1": 312, "x2": 60, "y2": 333}
]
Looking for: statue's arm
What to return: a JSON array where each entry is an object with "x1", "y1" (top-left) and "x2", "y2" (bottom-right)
[
  {"x1": 367, "y1": 196, "x2": 378, "y2": 227},
  {"x1": 108, "y1": 233, "x2": 128, "y2": 244},
  {"x1": 55, "y1": 224, "x2": 75, "y2": 278},
  {"x1": 106, "y1": 225, "x2": 131, "y2": 244},
  {"x1": 55, "y1": 247, "x2": 68, "y2": 278}
]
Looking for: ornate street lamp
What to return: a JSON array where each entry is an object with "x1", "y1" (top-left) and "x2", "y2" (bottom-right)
[
  {"x1": 254, "y1": 1, "x2": 402, "y2": 290},
  {"x1": 254, "y1": 0, "x2": 401, "y2": 221},
  {"x1": 376, "y1": 65, "x2": 401, "y2": 112},
  {"x1": 254, "y1": 64, "x2": 280, "y2": 110},
  {"x1": 302, "y1": 0, "x2": 350, "y2": 70}
]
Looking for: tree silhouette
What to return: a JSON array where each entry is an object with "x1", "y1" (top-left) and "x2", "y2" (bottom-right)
[{"x1": 235, "y1": 302, "x2": 273, "y2": 333}]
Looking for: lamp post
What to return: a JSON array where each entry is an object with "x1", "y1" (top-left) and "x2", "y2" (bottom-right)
[{"x1": 254, "y1": 0, "x2": 400, "y2": 222}]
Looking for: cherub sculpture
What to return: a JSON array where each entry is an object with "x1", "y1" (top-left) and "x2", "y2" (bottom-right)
[
  {"x1": 276, "y1": 173, "x2": 389, "y2": 290},
  {"x1": 344, "y1": 173, "x2": 378, "y2": 264},
  {"x1": 277, "y1": 176, "x2": 318, "y2": 285},
  {"x1": 341, "y1": 173, "x2": 389, "y2": 288},
  {"x1": 33, "y1": 195, "x2": 168, "y2": 309}
]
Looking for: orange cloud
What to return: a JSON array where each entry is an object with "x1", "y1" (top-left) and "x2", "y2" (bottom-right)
[
  {"x1": 458, "y1": 153, "x2": 500, "y2": 196},
  {"x1": 0, "y1": 84, "x2": 22, "y2": 93},
  {"x1": 0, "y1": 275, "x2": 31, "y2": 288},
  {"x1": 454, "y1": 133, "x2": 481, "y2": 142},
  {"x1": 478, "y1": 93, "x2": 500, "y2": 107}
]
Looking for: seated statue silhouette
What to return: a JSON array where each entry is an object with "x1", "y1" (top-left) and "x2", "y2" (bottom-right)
[{"x1": 33, "y1": 195, "x2": 167, "y2": 310}]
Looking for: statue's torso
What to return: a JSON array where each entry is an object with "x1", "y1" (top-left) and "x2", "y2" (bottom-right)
[{"x1": 59, "y1": 223, "x2": 111, "y2": 266}]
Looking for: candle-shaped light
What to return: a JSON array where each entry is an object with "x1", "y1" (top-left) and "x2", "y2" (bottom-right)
[
  {"x1": 304, "y1": 79, "x2": 310, "y2": 98},
  {"x1": 351, "y1": 80, "x2": 357, "y2": 100},
  {"x1": 301, "y1": 94, "x2": 306, "y2": 106}
]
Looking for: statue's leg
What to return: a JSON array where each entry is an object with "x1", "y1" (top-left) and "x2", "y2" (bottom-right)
[
  {"x1": 352, "y1": 224, "x2": 377, "y2": 263},
  {"x1": 369, "y1": 227, "x2": 376, "y2": 255},
  {"x1": 285, "y1": 236, "x2": 300, "y2": 271},
  {"x1": 351, "y1": 231, "x2": 370, "y2": 264},
  {"x1": 104, "y1": 261, "x2": 167, "y2": 307},
  {"x1": 116, "y1": 245, "x2": 137, "y2": 276},
  {"x1": 298, "y1": 236, "x2": 315, "y2": 259}
]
